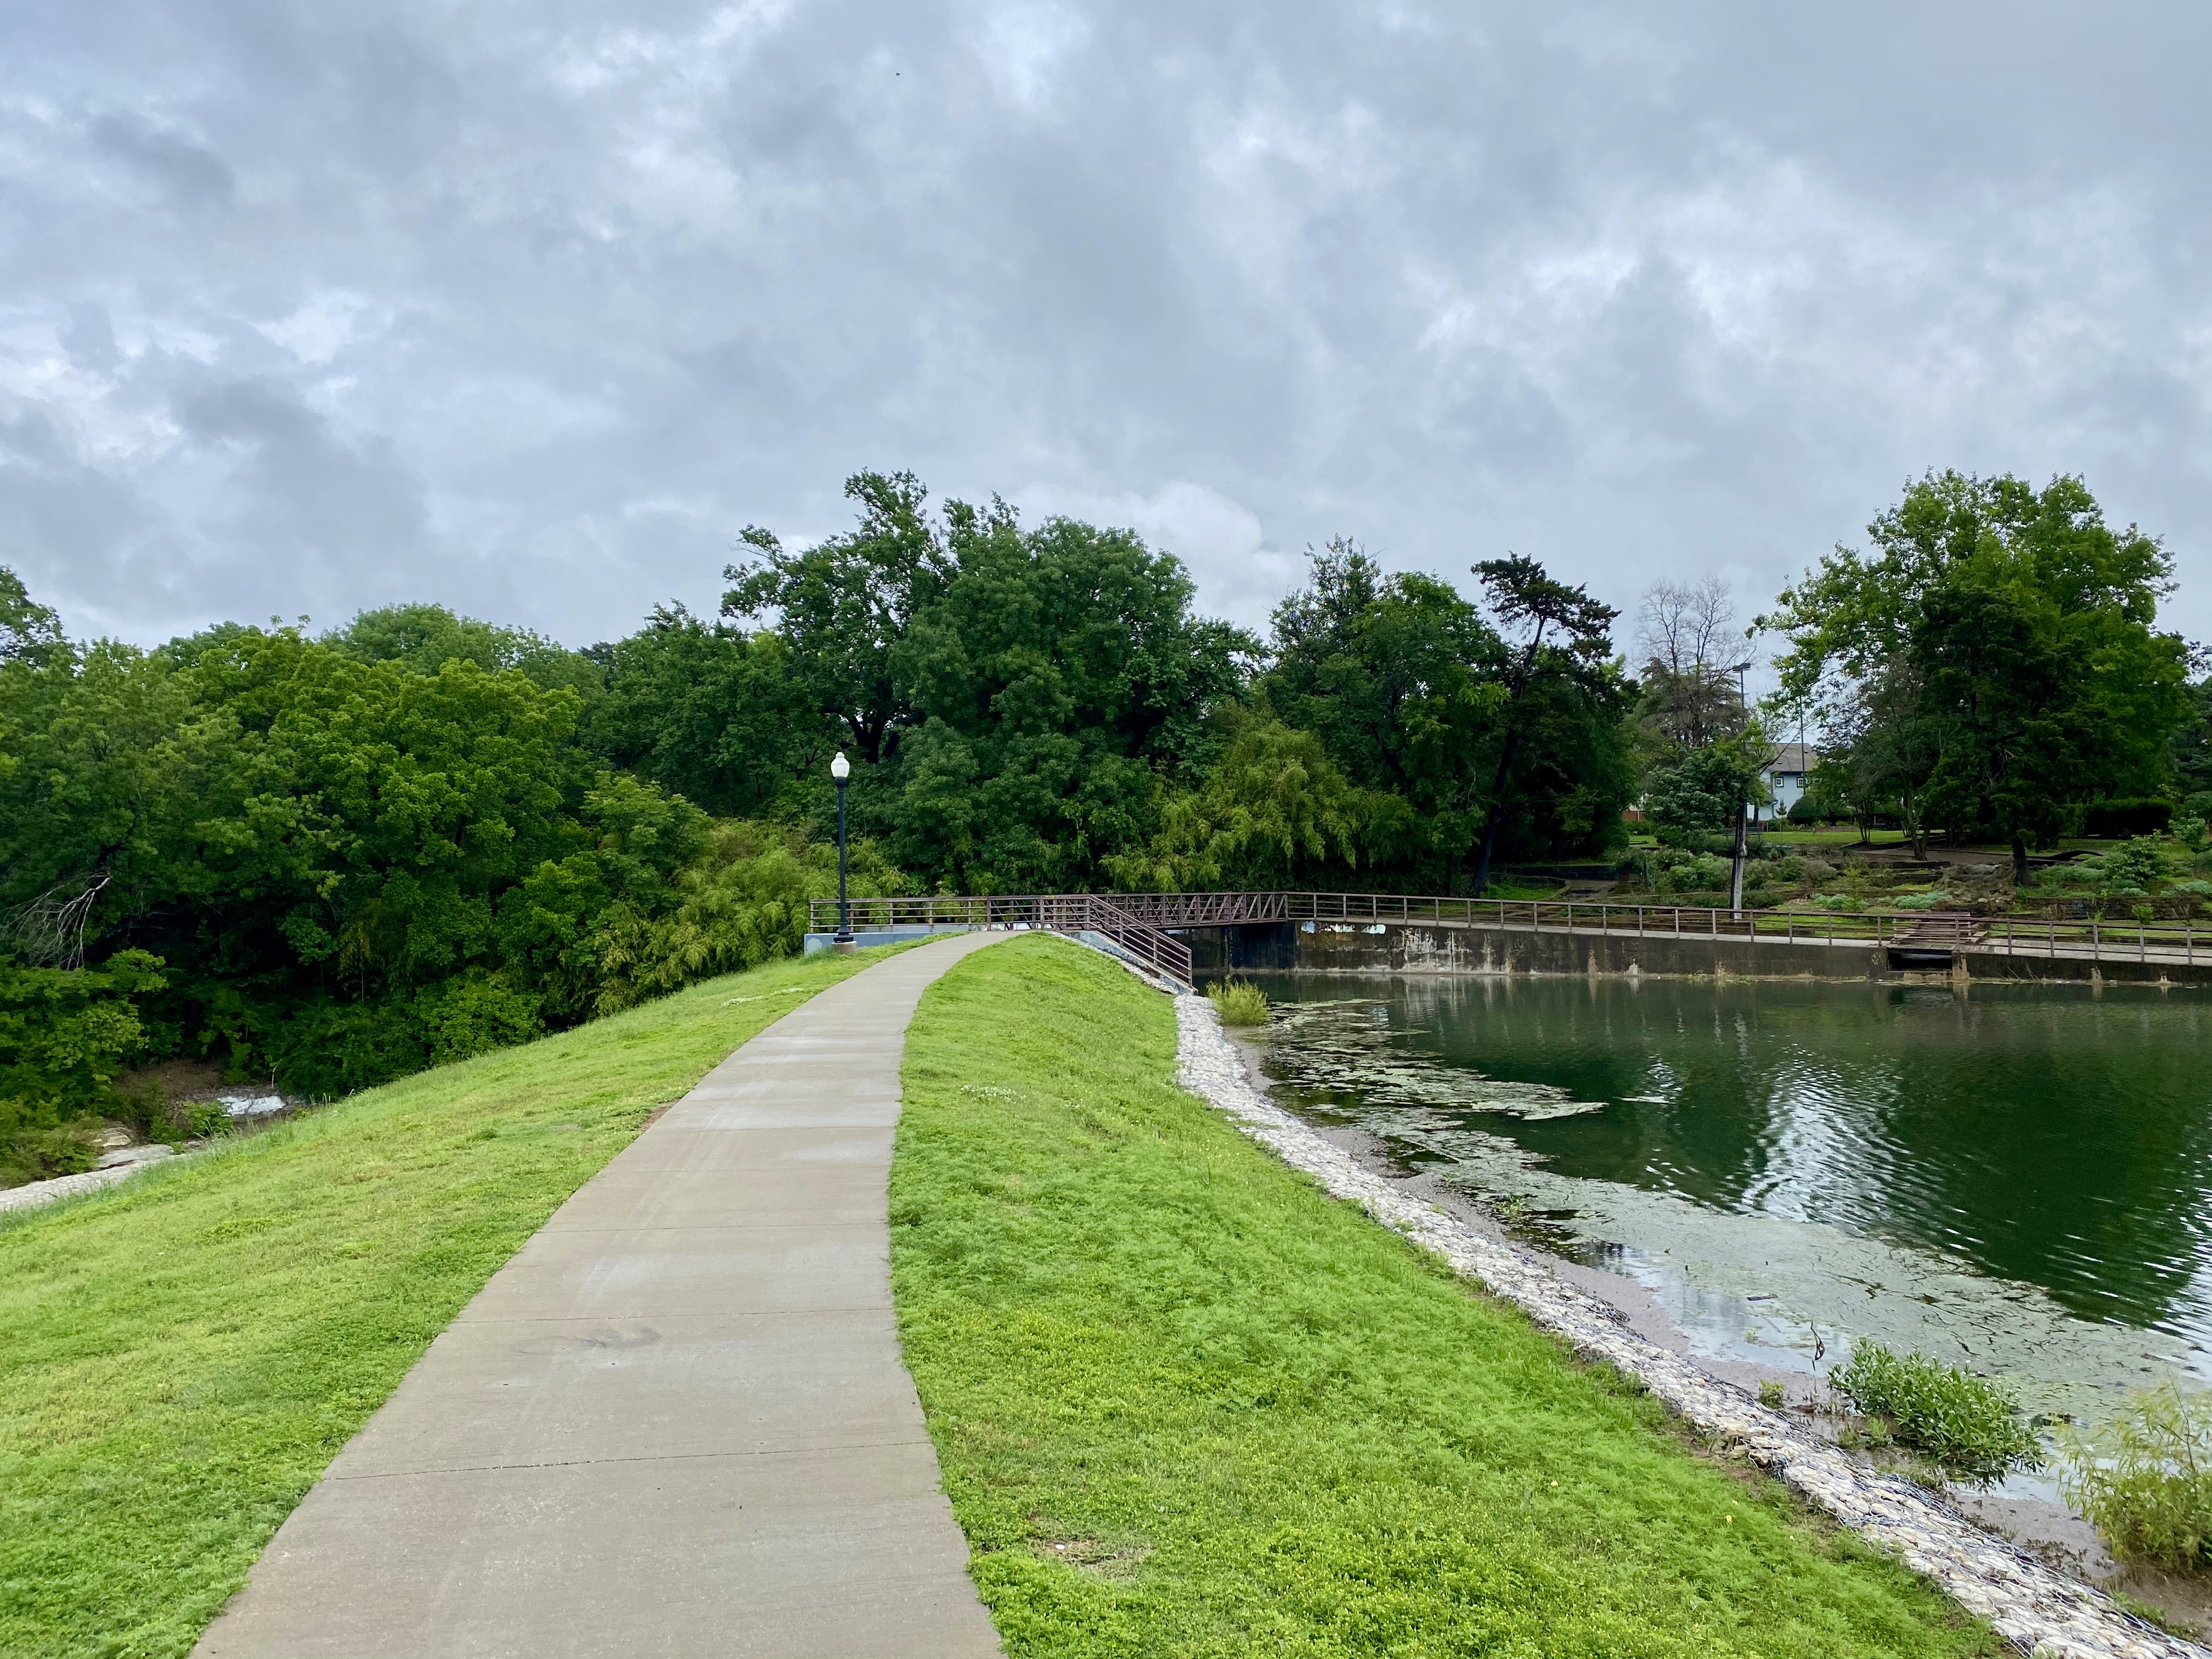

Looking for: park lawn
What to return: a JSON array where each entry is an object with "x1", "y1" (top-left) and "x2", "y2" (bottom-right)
[
  {"x1": 0, "y1": 943, "x2": 910, "y2": 1659},
  {"x1": 893, "y1": 936, "x2": 2003, "y2": 1658}
]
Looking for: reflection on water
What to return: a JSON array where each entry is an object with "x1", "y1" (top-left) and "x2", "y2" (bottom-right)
[{"x1": 1250, "y1": 973, "x2": 2212, "y2": 1428}]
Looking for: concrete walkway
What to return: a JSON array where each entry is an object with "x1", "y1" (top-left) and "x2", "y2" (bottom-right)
[{"x1": 196, "y1": 934, "x2": 1010, "y2": 1659}]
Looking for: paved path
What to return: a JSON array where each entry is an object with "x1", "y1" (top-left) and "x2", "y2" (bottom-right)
[{"x1": 196, "y1": 934, "x2": 1010, "y2": 1659}]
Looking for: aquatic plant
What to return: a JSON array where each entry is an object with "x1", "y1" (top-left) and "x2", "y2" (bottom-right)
[
  {"x1": 2057, "y1": 1385, "x2": 2212, "y2": 1573},
  {"x1": 1831, "y1": 1342, "x2": 2040, "y2": 1482},
  {"x1": 1206, "y1": 978, "x2": 1271, "y2": 1026}
]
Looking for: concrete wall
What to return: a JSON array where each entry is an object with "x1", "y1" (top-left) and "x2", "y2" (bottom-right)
[{"x1": 1175, "y1": 918, "x2": 2212, "y2": 989}]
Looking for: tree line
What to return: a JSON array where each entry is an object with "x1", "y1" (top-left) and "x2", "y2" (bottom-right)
[{"x1": 1, "y1": 466, "x2": 2201, "y2": 1177}]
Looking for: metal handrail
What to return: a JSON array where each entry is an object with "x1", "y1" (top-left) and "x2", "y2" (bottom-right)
[
  {"x1": 809, "y1": 893, "x2": 1192, "y2": 985},
  {"x1": 809, "y1": 893, "x2": 2201, "y2": 967}
]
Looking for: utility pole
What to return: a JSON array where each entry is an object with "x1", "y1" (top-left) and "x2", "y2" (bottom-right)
[{"x1": 1729, "y1": 662, "x2": 1751, "y2": 917}]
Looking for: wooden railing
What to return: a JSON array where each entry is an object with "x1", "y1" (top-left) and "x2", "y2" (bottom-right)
[{"x1": 811, "y1": 893, "x2": 2205, "y2": 969}]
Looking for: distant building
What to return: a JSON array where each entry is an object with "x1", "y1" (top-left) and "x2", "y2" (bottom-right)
[{"x1": 1757, "y1": 742, "x2": 1815, "y2": 822}]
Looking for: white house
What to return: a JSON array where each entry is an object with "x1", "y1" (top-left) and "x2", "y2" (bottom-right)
[{"x1": 1757, "y1": 742, "x2": 1815, "y2": 823}]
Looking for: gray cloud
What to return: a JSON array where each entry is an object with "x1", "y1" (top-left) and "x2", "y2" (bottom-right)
[
  {"x1": 1, "y1": 0, "x2": 2207, "y2": 664},
  {"x1": 88, "y1": 113, "x2": 235, "y2": 208}
]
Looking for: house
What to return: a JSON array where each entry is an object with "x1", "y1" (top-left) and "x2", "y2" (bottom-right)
[{"x1": 1756, "y1": 742, "x2": 1815, "y2": 823}]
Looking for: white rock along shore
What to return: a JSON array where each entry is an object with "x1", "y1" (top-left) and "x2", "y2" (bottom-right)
[
  {"x1": 0, "y1": 1151, "x2": 178, "y2": 1217},
  {"x1": 1171, "y1": 992, "x2": 2209, "y2": 1659}
]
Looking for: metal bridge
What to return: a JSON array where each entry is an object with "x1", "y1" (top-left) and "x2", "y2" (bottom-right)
[{"x1": 809, "y1": 891, "x2": 2211, "y2": 986}]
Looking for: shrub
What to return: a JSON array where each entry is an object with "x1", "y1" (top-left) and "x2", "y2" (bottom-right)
[
  {"x1": 1206, "y1": 979, "x2": 1271, "y2": 1027},
  {"x1": 0, "y1": 1122, "x2": 100, "y2": 1188},
  {"x1": 2057, "y1": 1385, "x2": 2212, "y2": 1573},
  {"x1": 1832, "y1": 1342, "x2": 2039, "y2": 1481},
  {"x1": 182, "y1": 1101, "x2": 234, "y2": 1139},
  {"x1": 1652, "y1": 850, "x2": 1732, "y2": 894},
  {"x1": 0, "y1": 950, "x2": 166, "y2": 1186},
  {"x1": 1892, "y1": 890, "x2": 1955, "y2": 911}
]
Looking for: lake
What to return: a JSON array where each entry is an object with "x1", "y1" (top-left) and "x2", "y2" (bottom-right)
[{"x1": 1245, "y1": 973, "x2": 2212, "y2": 1434}]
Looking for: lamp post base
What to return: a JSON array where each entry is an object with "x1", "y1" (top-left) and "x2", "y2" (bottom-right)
[{"x1": 832, "y1": 937, "x2": 857, "y2": 955}]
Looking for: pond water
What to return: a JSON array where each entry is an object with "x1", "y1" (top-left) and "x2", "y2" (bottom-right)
[{"x1": 1246, "y1": 973, "x2": 2212, "y2": 1437}]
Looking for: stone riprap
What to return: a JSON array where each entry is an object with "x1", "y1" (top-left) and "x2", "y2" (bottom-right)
[
  {"x1": 0, "y1": 1147, "x2": 177, "y2": 1217},
  {"x1": 1171, "y1": 994, "x2": 2208, "y2": 1659}
]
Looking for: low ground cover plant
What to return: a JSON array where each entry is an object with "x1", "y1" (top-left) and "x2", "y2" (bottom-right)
[
  {"x1": 2058, "y1": 1385, "x2": 2212, "y2": 1574},
  {"x1": 0, "y1": 945, "x2": 900, "y2": 1658},
  {"x1": 895, "y1": 938, "x2": 2004, "y2": 1656},
  {"x1": 1832, "y1": 1342, "x2": 2040, "y2": 1482},
  {"x1": 1205, "y1": 978, "x2": 1271, "y2": 1026}
]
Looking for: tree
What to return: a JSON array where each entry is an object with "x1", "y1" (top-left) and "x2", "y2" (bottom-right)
[
  {"x1": 1103, "y1": 716, "x2": 1398, "y2": 891},
  {"x1": 1912, "y1": 584, "x2": 2095, "y2": 882},
  {"x1": 1643, "y1": 743, "x2": 1762, "y2": 849},
  {"x1": 1635, "y1": 576, "x2": 1741, "y2": 752},
  {"x1": 1826, "y1": 659, "x2": 1940, "y2": 856},
  {"x1": 1264, "y1": 539, "x2": 1510, "y2": 878},
  {"x1": 722, "y1": 471, "x2": 951, "y2": 765},
  {"x1": 0, "y1": 566, "x2": 64, "y2": 667},
  {"x1": 2174, "y1": 670, "x2": 2212, "y2": 816},
  {"x1": 1763, "y1": 472, "x2": 2192, "y2": 883},
  {"x1": 886, "y1": 503, "x2": 1254, "y2": 890},
  {"x1": 580, "y1": 605, "x2": 824, "y2": 815},
  {"x1": 1468, "y1": 555, "x2": 1621, "y2": 894}
]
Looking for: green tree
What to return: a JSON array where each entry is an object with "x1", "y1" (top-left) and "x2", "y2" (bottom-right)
[
  {"x1": 887, "y1": 503, "x2": 1253, "y2": 890},
  {"x1": 723, "y1": 470, "x2": 951, "y2": 764},
  {"x1": 1104, "y1": 717, "x2": 1408, "y2": 891},
  {"x1": 580, "y1": 605, "x2": 825, "y2": 815},
  {"x1": 1643, "y1": 744, "x2": 1760, "y2": 849},
  {"x1": 0, "y1": 566, "x2": 65, "y2": 667},
  {"x1": 2175, "y1": 672, "x2": 2212, "y2": 816},
  {"x1": 324, "y1": 602, "x2": 599, "y2": 695},
  {"x1": 1764, "y1": 472, "x2": 2192, "y2": 883},
  {"x1": 1468, "y1": 555, "x2": 1624, "y2": 894},
  {"x1": 1266, "y1": 540, "x2": 1509, "y2": 851}
]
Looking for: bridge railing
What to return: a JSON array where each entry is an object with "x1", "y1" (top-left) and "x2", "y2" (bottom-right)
[
  {"x1": 811, "y1": 893, "x2": 2204, "y2": 968},
  {"x1": 808, "y1": 894, "x2": 1193, "y2": 985}
]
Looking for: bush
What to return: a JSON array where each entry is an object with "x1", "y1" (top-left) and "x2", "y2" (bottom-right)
[
  {"x1": 0, "y1": 950, "x2": 166, "y2": 1186},
  {"x1": 1892, "y1": 890, "x2": 1955, "y2": 911},
  {"x1": 2085, "y1": 798, "x2": 2173, "y2": 838},
  {"x1": 1651, "y1": 850, "x2": 1732, "y2": 894},
  {"x1": 0, "y1": 1122, "x2": 100, "y2": 1188},
  {"x1": 2058, "y1": 1385, "x2": 2212, "y2": 1573},
  {"x1": 1832, "y1": 1342, "x2": 2040, "y2": 1481},
  {"x1": 1206, "y1": 979, "x2": 1271, "y2": 1027}
]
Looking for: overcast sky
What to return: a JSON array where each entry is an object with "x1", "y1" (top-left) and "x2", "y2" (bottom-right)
[{"x1": 4, "y1": 0, "x2": 2209, "y2": 665}]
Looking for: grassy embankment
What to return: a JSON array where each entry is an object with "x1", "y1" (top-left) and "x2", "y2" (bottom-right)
[
  {"x1": 893, "y1": 936, "x2": 2004, "y2": 1657},
  {"x1": 0, "y1": 944, "x2": 910, "y2": 1659}
]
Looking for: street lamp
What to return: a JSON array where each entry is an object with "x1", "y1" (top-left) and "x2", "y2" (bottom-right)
[
  {"x1": 831, "y1": 751, "x2": 853, "y2": 947},
  {"x1": 1728, "y1": 661, "x2": 1753, "y2": 913}
]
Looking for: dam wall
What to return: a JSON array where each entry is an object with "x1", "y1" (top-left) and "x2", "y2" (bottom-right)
[{"x1": 1177, "y1": 918, "x2": 2212, "y2": 988}]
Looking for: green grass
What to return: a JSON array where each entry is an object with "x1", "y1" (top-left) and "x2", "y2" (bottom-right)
[
  {"x1": 0, "y1": 944, "x2": 910, "y2": 1659},
  {"x1": 893, "y1": 936, "x2": 2002, "y2": 1657}
]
